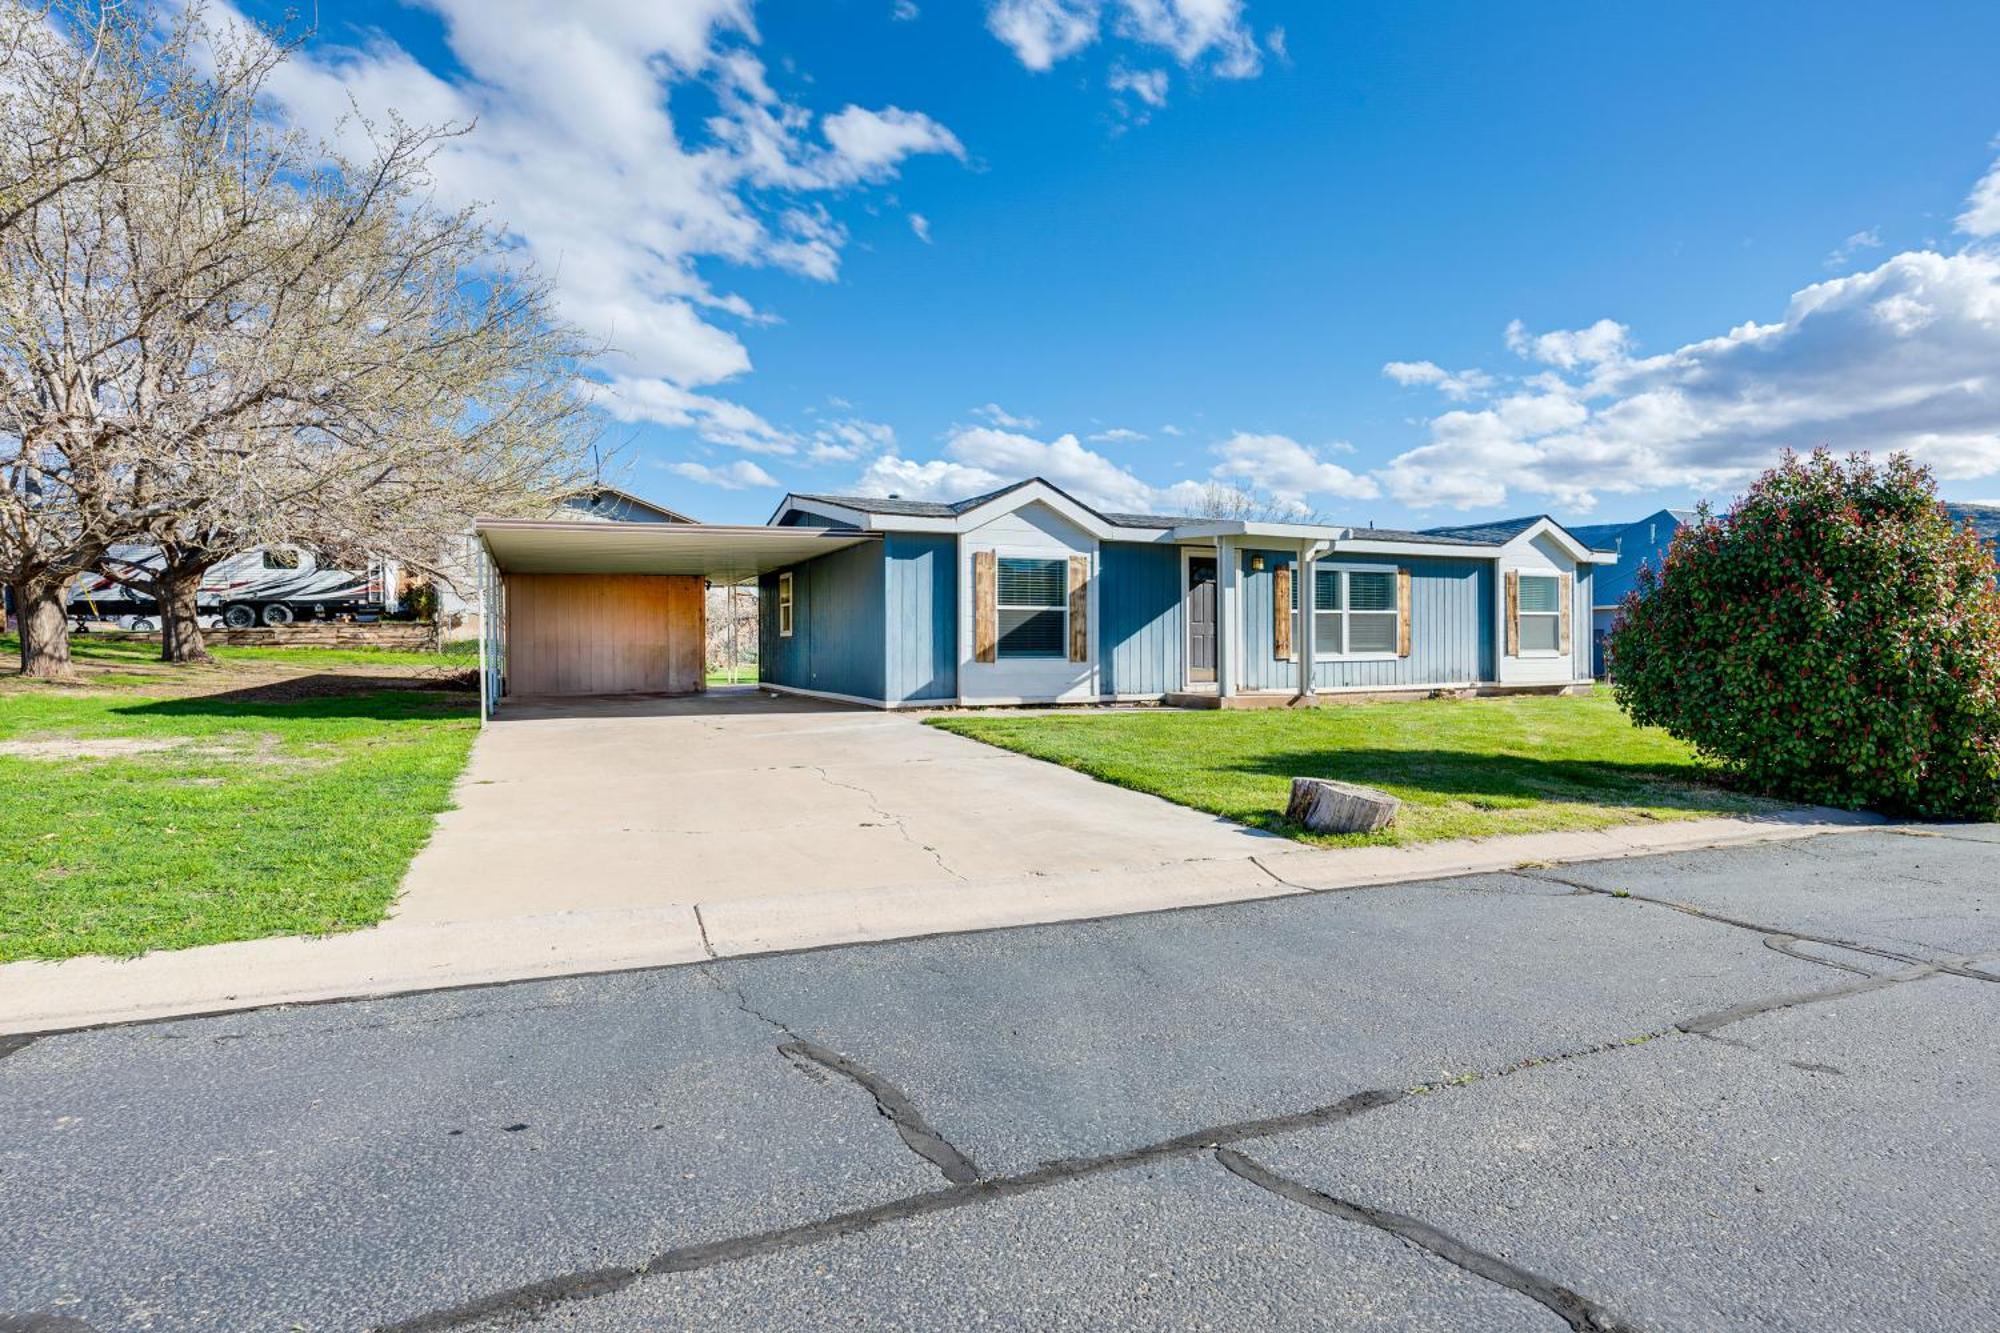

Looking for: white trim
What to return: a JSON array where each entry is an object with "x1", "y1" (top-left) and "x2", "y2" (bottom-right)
[
  {"x1": 758, "y1": 681, "x2": 897, "y2": 709},
  {"x1": 1180, "y1": 542, "x2": 1219, "y2": 691},
  {"x1": 777, "y1": 571, "x2": 794, "y2": 637},
  {"x1": 1328, "y1": 538, "x2": 1501, "y2": 559},
  {"x1": 1497, "y1": 518, "x2": 1621, "y2": 563}
]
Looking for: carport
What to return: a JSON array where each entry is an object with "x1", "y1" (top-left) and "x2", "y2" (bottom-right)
[{"x1": 473, "y1": 519, "x2": 880, "y2": 720}]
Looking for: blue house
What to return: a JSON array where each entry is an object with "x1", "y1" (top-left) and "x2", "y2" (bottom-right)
[
  {"x1": 1568, "y1": 508, "x2": 1698, "y2": 677},
  {"x1": 755, "y1": 479, "x2": 1618, "y2": 708}
]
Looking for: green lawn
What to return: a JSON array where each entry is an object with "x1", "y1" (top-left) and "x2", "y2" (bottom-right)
[
  {"x1": 929, "y1": 693, "x2": 1774, "y2": 847},
  {"x1": 0, "y1": 685, "x2": 477, "y2": 962},
  {"x1": 4, "y1": 632, "x2": 477, "y2": 672}
]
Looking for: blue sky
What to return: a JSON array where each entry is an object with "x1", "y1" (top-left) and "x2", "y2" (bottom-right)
[{"x1": 239, "y1": 0, "x2": 2000, "y2": 526}]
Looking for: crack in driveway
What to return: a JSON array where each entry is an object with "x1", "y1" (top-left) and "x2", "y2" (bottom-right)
[
  {"x1": 796, "y1": 764, "x2": 965, "y2": 881},
  {"x1": 1215, "y1": 1147, "x2": 1639, "y2": 1333}
]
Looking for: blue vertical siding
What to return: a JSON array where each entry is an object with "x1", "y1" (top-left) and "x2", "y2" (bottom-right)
[
  {"x1": 884, "y1": 533, "x2": 956, "y2": 702},
  {"x1": 759, "y1": 541, "x2": 886, "y2": 701},
  {"x1": 1236, "y1": 549, "x2": 1494, "y2": 691},
  {"x1": 1099, "y1": 541, "x2": 1185, "y2": 696}
]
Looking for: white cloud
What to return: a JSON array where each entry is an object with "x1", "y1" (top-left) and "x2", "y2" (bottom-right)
[
  {"x1": 853, "y1": 454, "x2": 1006, "y2": 501},
  {"x1": 1503, "y1": 317, "x2": 1631, "y2": 370},
  {"x1": 1826, "y1": 226, "x2": 1883, "y2": 268},
  {"x1": 200, "y1": 0, "x2": 966, "y2": 473},
  {"x1": 892, "y1": 0, "x2": 921, "y2": 19},
  {"x1": 1087, "y1": 426, "x2": 1148, "y2": 442},
  {"x1": 1113, "y1": 0, "x2": 1261, "y2": 78},
  {"x1": 1158, "y1": 423, "x2": 1185, "y2": 436},
  {"x1": 973, "y1": 402, "x2": 1041, "y2": 429},
  {"x1": 1959, "y1": 152, "x2": 2000, "y2": 238},
  {"x1": 807, "y1": 418, "x2": 897, "y2": 463},
  {"x1": 585, "y1": 376, "x2": 795, "y2": 453},
  {"x1": 1109, "y1": 65, "x2": 1169, "y2": 107},
  {"x1": 854, "y1": 423, "x2": 1375, "y2": 517},
  {"x1": 1382, "y1": 359, "x2": 1495, "y2": 401},
  {"x1": 909, "y1": 212, "x2": 933, "y2": 243},
  {"x1": 1379, "y1": 249, "x2": 2000, "y2": 511},
  {"x1": 1209, "y1": 432, "x2": 1379, "y2": 508},
  {"x1": 668, "y1": 459, "x2": 779, "y2": 489},
  {"x1": 985, "y1": 0, "x2": 1102, "y2": 72},
  {"x1": 819, "y1": 106, "x2": 965, "y2": 184},
  {"x1": 985, "y1": 0, "x2": 1264, "y2": 79}
]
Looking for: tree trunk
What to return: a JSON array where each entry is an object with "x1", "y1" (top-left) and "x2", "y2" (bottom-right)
[
  {"x1": 158, "y1": 563, "x2": 213, "y2": 663},
  {"x1": 12, "y1": 580, "x2": 77, "y2": 680}
]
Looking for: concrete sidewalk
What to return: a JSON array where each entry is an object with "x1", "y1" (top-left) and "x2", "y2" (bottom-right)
[{"x1": 0, "y1": 807, "x2": 1881, "y2": 1036}]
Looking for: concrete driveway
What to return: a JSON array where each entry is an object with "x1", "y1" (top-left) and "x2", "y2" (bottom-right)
[{"x1": 395, "y1": 688, "x2": 1269, "y2": 926}]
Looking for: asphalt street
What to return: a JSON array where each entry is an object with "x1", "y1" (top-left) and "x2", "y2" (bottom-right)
[{"x1": 2, "y1": 826, "x2": 1995, "y2": 1331}]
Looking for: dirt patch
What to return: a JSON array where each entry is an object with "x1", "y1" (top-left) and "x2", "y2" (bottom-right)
[{"x1": 0, "y1": 737, "x2": 186, "y2": 760}]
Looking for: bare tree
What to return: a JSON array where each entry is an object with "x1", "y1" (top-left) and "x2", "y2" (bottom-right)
[
  {"x1": 1182, "y1": 482, "x2": 1333, "y2": 526},
  {"x1": 1, "y1": 1, "x2": 597, "y2": 674}
]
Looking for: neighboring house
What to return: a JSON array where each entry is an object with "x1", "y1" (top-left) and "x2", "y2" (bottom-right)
[
  {"x1": 1568, "y1": 508, "x2": 1697, "y2": 678},
  {"x1": 1576, "y1": 501, "x2": 1998, "y2": 677},
  {"x1": 751, "y1": 479, "x2": 1616, "y2": 708}
]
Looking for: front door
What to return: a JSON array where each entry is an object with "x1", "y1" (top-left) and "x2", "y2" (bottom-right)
[{"x1": 1186, "y1": 556, "x2": 1217, "y2": 683}]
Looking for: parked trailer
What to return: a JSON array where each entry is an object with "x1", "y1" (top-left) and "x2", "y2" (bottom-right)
[{"x1": 70, "y1": 546, "x2": 401, "y2": 630}]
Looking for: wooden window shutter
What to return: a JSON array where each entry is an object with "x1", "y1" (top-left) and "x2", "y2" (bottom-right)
[
  {"x1": 1505, "y1": 570, "x2": 1520, "y2": 656},
  {"x1": 1396, "y1": 568, "x2": 1412, "y2": 658},
  {"x1": 973, "y1": 550, "x2": 997, "y2": 663},
  {"x1": 1272, "y1": 564, "x2": 1292, "y2": 660},
  {"x1": 1558, "y1": 573, "x2": 1573, "y2": 655},
  {"x1": 1067, "y1": 555, "x2": 1090, "y2": 663}
]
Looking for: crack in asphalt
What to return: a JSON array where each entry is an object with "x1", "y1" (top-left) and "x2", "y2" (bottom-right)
[
  {"x1": 1760, "y1": 933, "x2": 1880, "y2": 976},
  {"x1": 371, "y1": 1087, "x2": 1403, "y2": 1331},
  {"x1": 1675, "y1": 963, "x2": 1945, "y2": 1036},
  {"x1": 1521, "y1": 865, "x2": 2000, "y2": 988},
  {"x1": 796, "y1": 764, "x2": 966, "y2": 881},
  {"x1": 1214, "y1": 1148, "x2": 1639, "y2": 1333},
  {"x1": 698, "y1": 967, "x2": 981, "y2": 1183},
  {"x1": 778, "y1": 1038, "x2": 981, "y2": 1184}
]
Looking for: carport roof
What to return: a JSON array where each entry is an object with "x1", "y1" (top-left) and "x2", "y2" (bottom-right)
[{"x1": 475, "y1": 518, "x2": 880, "y2": 580}]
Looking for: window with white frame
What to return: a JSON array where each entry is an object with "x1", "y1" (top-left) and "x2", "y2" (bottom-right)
[
  {"x1": 1517, "y1": 574, "x2": 1561, "y2": 652},
  {"x1": 777, "y1": 571, "x2": 794, "y2": 637},
  {"x1": 996, "y1": 556, "x2": 1067, "y2": 658},
  {"x1": 1291, "y1": 565, "x2": 1401, "y2": 657}
]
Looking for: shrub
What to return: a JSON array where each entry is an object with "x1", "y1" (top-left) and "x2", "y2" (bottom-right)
[{"x1": 1609, "y1": 450, "x2": 2000, "y2": 818}]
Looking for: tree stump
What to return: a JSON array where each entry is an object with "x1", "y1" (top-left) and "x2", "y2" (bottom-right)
[{"x1": 1285, "y1": 778, "x2": 1400, "y2": 834}]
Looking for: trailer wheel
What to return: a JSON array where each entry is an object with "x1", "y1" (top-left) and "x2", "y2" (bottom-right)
[
  {"x1": 128, "y1": 618, "x2": 156, "y2": 633},
  {"x1": 222, "y1": 604, "x2": 258, "y2": 629},
  {"x1": 260, "y1": 603, "x2": 295, "y2": 627}
]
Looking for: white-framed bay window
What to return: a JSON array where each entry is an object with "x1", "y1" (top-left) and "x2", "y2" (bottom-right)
[
  {"x1": 1517, "y1": 573, "x2": 1561, "y2": 653},
  {"x1": 996, "y1": 555, "x2": 1067, "y2": 659},
  {"x1": 1291, "y1": 565, "x2": 1401, "y2": 658}
]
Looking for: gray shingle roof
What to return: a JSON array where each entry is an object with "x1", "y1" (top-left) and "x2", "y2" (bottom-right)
[{"x1": 1419, "y1": 515, "x2": 1550, "y2": 544}]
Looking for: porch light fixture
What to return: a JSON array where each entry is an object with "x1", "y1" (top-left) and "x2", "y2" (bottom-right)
[{"x1": 1250, "y1": 554, "x2": 1265, "y2": 571}]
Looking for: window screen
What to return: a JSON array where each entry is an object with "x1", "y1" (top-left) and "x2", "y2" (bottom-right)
[
  {"x1": 1518, "y1": 574, "x2": 1560, "y2": 652},
  {"x1": 1313, "y1": 566, "x2": 1343, "y2": 655},
  {"x1": 1347, "y1": 571, "x2": 1398, "y2": 653},
  {"x1": 997, "y1": 557, "x2": 1066, "y2": 658}
]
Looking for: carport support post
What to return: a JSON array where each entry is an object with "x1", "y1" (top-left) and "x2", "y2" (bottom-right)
[
  {"x1": 476, "y1": 540, "x2": 489, "y2": 725},
  {"x1": 1216, "y1": 535, "x2": 1239, "y2": 699}
]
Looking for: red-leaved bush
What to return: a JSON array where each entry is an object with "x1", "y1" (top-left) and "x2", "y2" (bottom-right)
[{"x1": 1609, "y1": 450, "x2": 2000, "y2": 818}]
